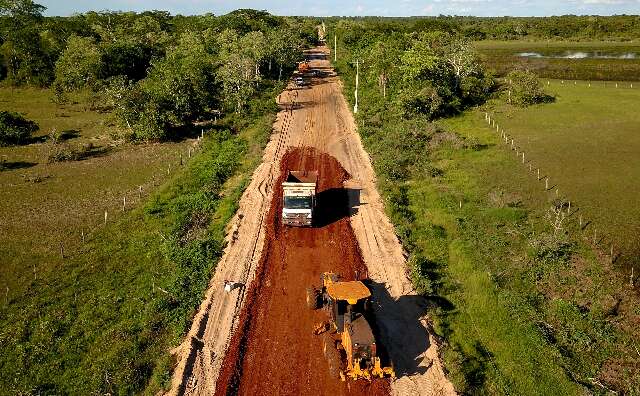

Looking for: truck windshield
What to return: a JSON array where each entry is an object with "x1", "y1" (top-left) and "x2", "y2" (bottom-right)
[{"x1": 284, "y1": 196, "x2": 312, "y2": 209}]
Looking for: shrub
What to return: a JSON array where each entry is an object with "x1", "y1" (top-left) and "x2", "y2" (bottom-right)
[
  {"x1": 409, "y1": 254, "x2": 438, "y2": 295},
  {"x1": 506, "y1": 70, "x2": 554, "y2": 106},
  {"x1": 0, "y1": 111, "x2": 39, "y2": 146},
  {"x1": 44, "y1": 141, "x2": 78, "y2": 163},
  {"x1": 528, "y1": 232, "x2": 573, "y2": 263}
]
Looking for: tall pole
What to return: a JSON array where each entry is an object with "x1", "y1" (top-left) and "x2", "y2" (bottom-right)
[
  {"x1": 334, "y1": 34, "x2": 337, "y2": 62},
  {"x1": 354, "y1": 59, "x2": 359, "y2": 114}
]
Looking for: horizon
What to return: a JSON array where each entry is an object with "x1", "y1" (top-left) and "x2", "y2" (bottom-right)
[{"x1": 39, "y1": 0, "x2": 640, "y2": 18}]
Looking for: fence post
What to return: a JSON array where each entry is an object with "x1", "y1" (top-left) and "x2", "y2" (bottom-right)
[
  {"x1": 104, "y1": 210, "x2": 108, "y2": 225},
  {"x1": 545, "y1": 177, "x2": 549, "y2": 190},
  {"x1": 610, "y1": 245, "x2": 614, "y2": 264},
  {"x1": 122, "y1": 196, "x2": 126, "y2": 212}
]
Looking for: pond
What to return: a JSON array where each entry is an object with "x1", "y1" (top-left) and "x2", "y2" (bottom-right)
[{"x1": 517, "y1": 51, "x2": 637, "y2": 59}]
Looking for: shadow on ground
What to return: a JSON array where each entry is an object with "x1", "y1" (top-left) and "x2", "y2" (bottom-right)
[{"x1": 315, "y1": 187, "x2": 361, "y2": 228}]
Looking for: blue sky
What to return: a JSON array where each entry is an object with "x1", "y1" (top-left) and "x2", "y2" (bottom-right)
[{"x1": 40, "y1": 0, "x2": 640, "y2": 17}]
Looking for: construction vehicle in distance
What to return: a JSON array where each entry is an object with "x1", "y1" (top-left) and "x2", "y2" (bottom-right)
[
  {"x1": 307, "y1": 272, "x2": 396, "y2": 381},
  {"x1": 282, "y1": 170, "x2": 317, "y2": 226},
  {"x1": 297, "y1": 61, "x2": 311, "y2": 74}
]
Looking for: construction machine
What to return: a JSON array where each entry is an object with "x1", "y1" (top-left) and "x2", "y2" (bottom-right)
[
  {"x1": 307, "y1": 272, "x2": 395, "y2": 381},
  {"x1": 297, "y1": 61, "x2": 311, "y2": 74}
]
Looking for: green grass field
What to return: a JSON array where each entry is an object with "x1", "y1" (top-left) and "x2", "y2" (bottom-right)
[
  {"x1": 335, "y1": 52, "x2": 640, "y2": 394},
  {"x1": 0, "y1": 87, "x2": 192, "y2": 307},
  {"x1": 475, "y1": 40, "x2": 640, "y2": 80},
  {"x1": 479, "y1": 80, "x2": 640, "y2": 266},
  {"x1": 0, "y1": 83, "x2": 281, "y2": 394}
]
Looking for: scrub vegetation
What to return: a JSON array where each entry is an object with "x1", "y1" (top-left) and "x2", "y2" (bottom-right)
[
  {"x1": 0, "y1": 2, "x2": 316, "y2": 393},
  {"x1": 329, "y1": 17, "x2": 640, "y2": 395}
]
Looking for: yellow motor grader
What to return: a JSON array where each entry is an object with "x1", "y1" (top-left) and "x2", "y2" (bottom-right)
[{"x1": 307, "y1": 272, "x2": 395, "y2": 381}]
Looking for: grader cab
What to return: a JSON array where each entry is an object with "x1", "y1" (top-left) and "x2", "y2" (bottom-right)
[{"x1": 307, "y1": 272, "x2": 395, "y2": 381}]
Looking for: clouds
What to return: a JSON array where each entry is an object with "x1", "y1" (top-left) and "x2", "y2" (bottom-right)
[{"x1": 39, "y1": 0, "x2": 640, "y2": 17}]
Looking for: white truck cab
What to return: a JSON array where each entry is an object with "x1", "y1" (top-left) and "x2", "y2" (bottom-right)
[{"x1": 282, "y1": 171, "x2": 318, "y2": 226}]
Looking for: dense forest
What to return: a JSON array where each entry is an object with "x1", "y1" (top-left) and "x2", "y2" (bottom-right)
[
  {"x1": 324, "y1": 15, "x2": 640, "y2": 41},
  {"x1": 0, "y1": 2, "x2": 318, "y2": 141}
]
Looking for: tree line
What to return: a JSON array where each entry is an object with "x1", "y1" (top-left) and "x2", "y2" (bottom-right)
[
  {"x1": 331, "y1": 19, "x2": 495, "y2": 120},
  {"x1": 325, "y1": 15, "x2": 640, "y2": 41},
  {"x1": 0, "y1": 2, "x2": 318, "y2": 140}
]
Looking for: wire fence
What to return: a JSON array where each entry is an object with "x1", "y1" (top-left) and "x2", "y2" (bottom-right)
[
  {"x1": 52, "y1": 135, "x2": 206, "y2": 266},
  {"x1": 547, "y1": 80, "x2": 637, "y2": 89},
  {"x1": 484, "y1": 112, "x2": 636, "y2": 287}
]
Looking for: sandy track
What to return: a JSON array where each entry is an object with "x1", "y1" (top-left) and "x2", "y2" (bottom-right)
[{"x1": 167, "y1": 46, "x2": 455, "y2": 396}]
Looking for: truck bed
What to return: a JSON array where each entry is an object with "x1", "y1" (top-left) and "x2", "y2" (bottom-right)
[{"x1": 285, "y1": 171, "x2": 318, "y2": 184}]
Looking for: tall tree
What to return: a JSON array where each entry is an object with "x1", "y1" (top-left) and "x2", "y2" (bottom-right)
[
  {"x1": 0, "y1": 0, "x2": 53, "y2": 85},
  {"x1": 53, "y1": 35, "x2": 102, "y2": 91}
]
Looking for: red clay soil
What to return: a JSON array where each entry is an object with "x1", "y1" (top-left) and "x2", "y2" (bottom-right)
[{"x1": 214, "y1": 147, "x2": 390, "y2": 396}]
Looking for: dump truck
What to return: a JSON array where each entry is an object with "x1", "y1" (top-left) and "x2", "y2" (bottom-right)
[
  {"x1": 307, "y1": 272, "x2": 395, "y2": 381},
  {"x1": 282, "y1": 170, "x2": 317, "y2": 226},
  {"x1": 294, "y1": 76, "x2": 307, "y2": 87}
]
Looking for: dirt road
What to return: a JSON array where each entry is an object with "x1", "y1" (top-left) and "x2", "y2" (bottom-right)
[
  {"x1": 168, "y1": 46, "x2": 455, "y2": 396},
  {"x1": 214, "y1": 147, "x2": 389, "y2": 395}
]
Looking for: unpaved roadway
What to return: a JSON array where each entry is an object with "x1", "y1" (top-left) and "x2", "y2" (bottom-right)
[
  {"x1": 168, "y1": 46, "x2": 456, "y2": 396},
  {"x1": 214, "y1": 147, "x2": 389, "y2": 395}
]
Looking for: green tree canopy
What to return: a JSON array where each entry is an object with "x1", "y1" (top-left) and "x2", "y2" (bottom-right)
[{"x1": 53, "y1": 35, "x2": 102, "y2": 91}]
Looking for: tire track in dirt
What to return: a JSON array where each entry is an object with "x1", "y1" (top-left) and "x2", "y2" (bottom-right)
[{"x1": 214, "y1": 147, "x2": 390, "y2": 396}]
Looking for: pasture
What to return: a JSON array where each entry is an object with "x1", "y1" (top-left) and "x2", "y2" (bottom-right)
[
  {"x1": 0, "y1": 83, "x2": 281, "y2": 393},
  {"x1": 430, "y1": 80, "x2": 640, "y2": 392},
  {"x1": 479, "y1": 79, "x2": 640, "y2": 267},
  {"x1": 0, "y1": 87, "x2": 192, "y2": 304},
  {"x1": 476, "y1": 40, "x2": 640, "y2": 80}
]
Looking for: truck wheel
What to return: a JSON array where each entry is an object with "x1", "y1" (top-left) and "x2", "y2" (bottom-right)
[
  {"x1": 323, "y1": 334, "x2": 341, "y2": 378},
  {"x1": 306, "y1": 287, "x2": 320, "y2": 309}
]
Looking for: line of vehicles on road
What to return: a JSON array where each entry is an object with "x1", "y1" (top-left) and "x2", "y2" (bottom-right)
[
  {"x1": 281, "y1": 170, "x2": 395, "y2": 381},
  {"x1": 279, "y1": 55, "x2": 395, "y2": 382}
]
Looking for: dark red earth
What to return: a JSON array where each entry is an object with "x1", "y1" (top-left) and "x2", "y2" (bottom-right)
[{"x1": 214, "y1": 147, "x2": 390, "y2": 396}]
